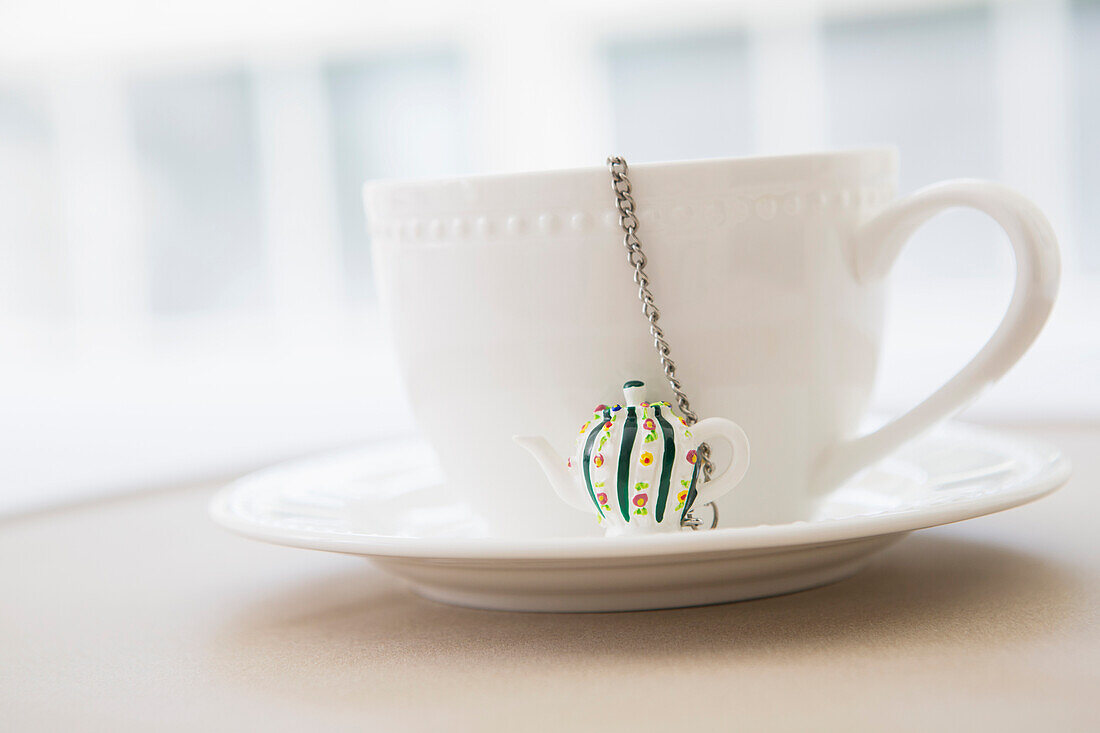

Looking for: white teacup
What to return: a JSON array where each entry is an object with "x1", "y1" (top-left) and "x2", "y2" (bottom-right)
[{"x1": 364, "y1": 149, "x2": 1059, "y2": 535}]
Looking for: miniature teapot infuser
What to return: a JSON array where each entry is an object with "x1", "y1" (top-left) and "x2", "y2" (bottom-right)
[
  {"x1": 515, "y1": 157, "x2": 751, "y2": 536},
  {"x1": 515, "y1": 380, "x2": 749, "y2": 536}
]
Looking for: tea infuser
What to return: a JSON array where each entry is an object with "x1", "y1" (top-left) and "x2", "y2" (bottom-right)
[
  {"x1": 609, "y1": 156, "x2": 718, "y2": 529},
  {"x1": 513, "y1": 157, "x2": 750, "y2": 536}
]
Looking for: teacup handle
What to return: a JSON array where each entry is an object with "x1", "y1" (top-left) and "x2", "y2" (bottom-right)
[
  {"x1": 817, "y1": 180, "x2": 1060, "y2": 488},
  {"x1": 689, "y1": 417, "x2": 751, "y2": 507}
]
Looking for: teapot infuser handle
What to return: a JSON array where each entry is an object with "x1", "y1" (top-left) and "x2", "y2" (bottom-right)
[{"x1": 687, "y1": 418, "x2": 751, "y2": 509}]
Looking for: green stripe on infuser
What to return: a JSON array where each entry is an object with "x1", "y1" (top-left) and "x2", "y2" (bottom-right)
[
  {"x1": 653, "y1": 406, "x2": 676, "y2": 522},
  {"x1": 581, "y1": 410, "x2": 610, "y2": 518},
  {"x1": 622, "y1": 379, "x2": 644, "y2": 388},
  {"x1": 681, "y1": 456, "x2": 702, "y2": 522},
  {"x1": 616, "y1": 407, "x2": 638, "y2": 522}
]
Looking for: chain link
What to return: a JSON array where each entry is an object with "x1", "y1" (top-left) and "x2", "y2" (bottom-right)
[{"x1": 607, "y1": 156, "x2": 717, "y2": 530}]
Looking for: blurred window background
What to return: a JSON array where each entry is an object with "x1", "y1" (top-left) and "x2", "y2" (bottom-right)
[{"x1": 0, "y1": 0, "x2": 1096, "y2": 514}]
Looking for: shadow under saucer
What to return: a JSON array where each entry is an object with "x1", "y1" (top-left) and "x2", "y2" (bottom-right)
[{"x1": 209, "y1": 532, "x2": 1084, "y2": 715}]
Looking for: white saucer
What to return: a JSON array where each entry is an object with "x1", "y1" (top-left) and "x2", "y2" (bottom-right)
[{"x1": 210, "y1": 422, "x2": 1069, "y2": 612}]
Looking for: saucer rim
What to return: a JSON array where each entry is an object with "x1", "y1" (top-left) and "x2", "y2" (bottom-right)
[{"x1": 210, "y1": 423, "x2": 1071, "y2": 561}]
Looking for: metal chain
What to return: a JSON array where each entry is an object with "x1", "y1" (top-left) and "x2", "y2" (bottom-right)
[{"x1": 606, "y1": 156, "x2": 718, "y2": 530}]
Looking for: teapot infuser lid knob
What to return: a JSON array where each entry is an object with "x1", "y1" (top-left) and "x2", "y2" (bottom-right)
[{"x1": 622, "y1": 380, "x2": 646, "y2": 407}]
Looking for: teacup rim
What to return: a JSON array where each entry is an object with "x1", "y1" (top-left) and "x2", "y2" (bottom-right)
[{"x1": 363, "y1": 146, "x2": 899, "y2": 198}]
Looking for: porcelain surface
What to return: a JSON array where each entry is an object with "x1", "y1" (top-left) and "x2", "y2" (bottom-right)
[
  {"x1": 364, "y1": 149, "x2": 1060, "y2": 534},
  {"x1": 210, "y1": 422, "x2": 1070, "y2": 612}
]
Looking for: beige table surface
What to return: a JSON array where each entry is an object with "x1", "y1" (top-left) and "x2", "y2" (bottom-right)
[{"x1": 2, "y1": 424, "x2": 1099, "y2": 732}]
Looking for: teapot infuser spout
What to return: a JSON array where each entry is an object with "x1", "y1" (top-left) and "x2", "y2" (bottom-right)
[{"x1": 512, "y1": 435, "x2": 592, "y2": 512}]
